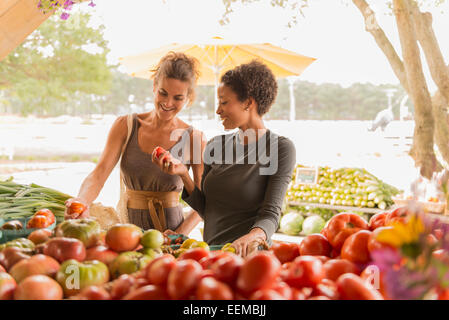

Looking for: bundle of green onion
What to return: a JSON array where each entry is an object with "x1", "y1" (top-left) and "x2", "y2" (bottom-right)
[{"x1": 0, "y1": 177, "x2": 72, "y2": 222}]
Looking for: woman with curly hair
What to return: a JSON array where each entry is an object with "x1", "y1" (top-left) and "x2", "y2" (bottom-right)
[{"x1": 153, "y1": 60, "x2": 296, "y2": 257}]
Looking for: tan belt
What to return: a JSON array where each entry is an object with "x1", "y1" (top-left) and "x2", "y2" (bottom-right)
[{"x1": 126, "y1": 189, "x2": 180, "y2": 232}]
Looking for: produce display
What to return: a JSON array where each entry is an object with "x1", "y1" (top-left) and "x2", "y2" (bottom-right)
[
  {"x1": 287, "y1": 165, "x2": 401, "y2": 210},
  {"x1": 0, "y1": 206, "x2": 448, "y2": 300},
  {"x1": 0, "y1": 178, "x2": 71, "y2": 224}
]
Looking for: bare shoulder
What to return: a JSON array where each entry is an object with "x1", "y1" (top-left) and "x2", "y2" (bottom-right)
[
  {"x1": 176, "y1": 117, "x2": 193, "y2": 130},
  {"x1": 109, "y1": 115, "x2": 130, "y2": 141}
]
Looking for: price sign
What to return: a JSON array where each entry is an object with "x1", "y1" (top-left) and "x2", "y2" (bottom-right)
[{"x1": 295, "y1": 167, "x2": 319, "y2": 185}]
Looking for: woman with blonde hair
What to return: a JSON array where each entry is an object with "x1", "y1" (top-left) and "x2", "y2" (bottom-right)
[{"x1": 65, "y1": 52, "x2": 205, "y2": 235}]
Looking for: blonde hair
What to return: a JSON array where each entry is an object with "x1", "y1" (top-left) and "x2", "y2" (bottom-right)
[{"x1": 151, "y1": 52, "x2": 200, "y2": 105}]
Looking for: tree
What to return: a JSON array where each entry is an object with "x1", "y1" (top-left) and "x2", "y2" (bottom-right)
[
  {"x1": 0, "y1": 12, "x2": 112, "y2": 116},
  {"x1": 221, "y1": 0, "x2": 449, "y2": 178}
]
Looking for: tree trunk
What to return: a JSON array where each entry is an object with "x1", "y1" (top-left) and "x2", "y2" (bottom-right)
[{"x1": 393, "y1": 0, "x2": 437, "y2": 178}]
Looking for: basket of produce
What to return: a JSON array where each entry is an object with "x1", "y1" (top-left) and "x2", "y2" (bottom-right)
[{"x1": 0, "y1": 209, "x2": 57, "y2": 243}]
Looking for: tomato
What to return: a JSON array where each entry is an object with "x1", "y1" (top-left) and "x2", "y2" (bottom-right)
[
  {"x1": 85, "y1": 245, "x2": 119, "y2": 267},
  {"x1": 55, "y1": 218, "x2": 102, "y2": 248},
  {"x1": 385, "y1": 207, "x2": 409, "y2": 225},
  {"x1": 341, "y1": 230, "x2": 372, "y2": 264},
  {"x1": 284, "y1": 256, "x2": 324, "y2": 289},
  {"x1": 123, "y1": 284, "x2": 169, "y2": 300},
  {"x1": 1, "y1": 220, "x2": 23, "y2": 230},
  {"x1": 154, "y1": 146, "x2": 166, "y2": 158},
  {"x1": 66, "y1": 200, "x2": 87, "y2": 219},
  {"x1": 28, "y1": 228, "x2": 53, "y2": 245},
  {"x1": 271, "y1": 281, "x2": 293, "y2": 299},
  {"x1": 0, "y1": 247, "x2": 31, "y2": 271},
  {"x1": 299, "y1": 234, "x2": 332, "y2": 257},
  {"x1": 336, "y1": 273, "x2": 384, "y2": 300},
  {"x1": 75, "y1": 285, "x2": 111, "y2": 300},
  {"x1": 290, "y1": 287, "x2": 313, "y2": 300},
  {"x1": 196, "y1": 277, "x2": 234, "y2": 300},
  {"x1": 210, "y1": 254, "x2": 244, "y2": 287},
  {"x1": 307, "y1": 296, "x2": 331, "y2": 300},
  {"x1": 178, "y1": 247, "x2": 210, "y2": 262},
  {"x1": 368, "y1": 212, "x2": 388, "y2": 231},
  {"x1": 323, "y1": 212, "x2": 369, "y2": 251},
  {"x1": 199, "y1": 251, "x2": 230, "y2": 269},
  {"x1": 167, "y1": 259, "x2": 203, "y2": 300},
  {"x1": 313, "y1": 278, "x2": 339, "y2": 300},
  {"x1": 56, "y1": 259, "x2": 110, "y2": 297},
  {"x1": 27, "y1": 215, "x2": 51, "y2": 229},
  {"x1": 367, "y1": 227, "x2": 395, "y2": 253},
  {"x1": 43, "y1": 237, "x2": 86, "y2": 263},
  {"x1": 360, "y1": 265, "x2": 388, "y2": 299},
  {"x1": 323, "y1": 259, "x2": 359, "y2": 281},
  {"x1": 9, "y1": 254, "x2": 60, "y2": 284},
  {"x1": 140, "y1": 229, "x2": 164, "y2": 249},
  {"x1": 0, "y1": 272, "x2": 16, "y2": 300},
  {"x1": 146, "y1": 254, "x2": 177, "y2": 286},
  {"x1": 250, "y1": 289, "x2": 286, "y2": 300},
  {"x1": 106, "y1": 224, "x2": 143, "y2": 252},
  {"x1": 236, "y1": 252, "x2": 281, "y2": 296},
  {"x1": 270, "y1": 242, "x2": 300, "y2": 264},
  {"x1": 109, "y1": 251, "x2": 152, "y2": 279},
  {"x1": 14, "y1": 275, "x2": 63, "y2": 300},
  {"x1": 34, "y1": 209, "x2": 56, "y2": 225},
  {"x1": 314, "y1": 255, "x2": 331, "y2": 264},
  {"x1": 109, "y1": 274, "x2": 137, "y2": 300}
]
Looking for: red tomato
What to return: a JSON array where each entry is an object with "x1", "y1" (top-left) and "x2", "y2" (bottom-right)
[
  {"x1": 323, "y1": 259, "x2": 359, "y2": 281},
  {"x1": 0, "y1": 272, "x2": 17, "y2": 300},
  {"x1": 14, "y1": 275, "x2": 63, "y2": 300},
  {"x1": 341, "y1": 230, "x2": 372, "y2": 264},
  {"x1": 178, "y1": 247, "x2": 210, "y2": 262},
  {"x1": 360, "y1": 265, "x2": 388, "y2": 299},
  {"x1": 199, "y1": 251, "x2": 230, "y2": 269},
  {"x1": 299, "y1": 234, "x2": 332, "y2": 257},
  {"x1": 210, "y1": 254, "x2": 243, "y2": 287},
  {"x1": 76, "y1": 285, "x2": 111, "y2": 300},
  {"x1": 167, "y1": 259, "x2": 203, "y2": 300},
  {"x1": 271, "y1": 281, "x2": 293, "y2": 299},
  {"x1": 336, "y1": 273, "x2": 384, "y2": 300},
  {"x1": 236, "y1": 252, "x2": 281, "y2": 296},
  {"x1": 323, "y1": 213, "x2": 369, "y2": 251},
  {"x1": 27, "y1": 215, "x2": 51, "y2": 229},
  {"x1": 270, "y1": 242, "x2": 300, "y2": 264},
  {"x1": 123, "y1": 284, "x2": 169, "y2": 300},
  {"x1": 146, "y1": 254, "x2": 177, "y2": 286},
  {"x1": 313, "y1": 278, "x2": 339, "y2": 300},
  {"x1": 290, "y1": 287, "x2": 312, "y2": 300},
  {"x1": 367, "y1": 226, "x2": 395, "y2": 253},
  {"x1": 308, "y1": 296, "x2": 331, "y2": 300},
  {"x1": 34, "y1": 209, "x2": 55, "y2": 225},
  {"x1": 196, "y1": 277, "x2": 234, "y2": 300},
  {"x1": 105, "y1": 224, "x2": 143, "y2": 252},
  {"x1": 385, "y1": 207, "x2": 409, "y2": 225},
  {"x1": 109, "y1": 274, "x2": 137, "y2": 300},
  {"x1": 284, "y1": 256, "x2": 324, "y2": 289},
  {"x1": 9, "y1": 254, "x2": 60, "y2": 284},
  {"x1": 250, "y1": 289, "x2": 286, "y2": 300},
  {"x1": 314, "y1": 255, "x2": 331, "y2": 264},
  {"x1": 368, "y1": 212, "x2": 388, "y2": 231},
  {"x1": 28, "y1": 229, "x2": 53, "y2": 245},
  {"x1": 85, "y1": 245, "x2": 119, "y2": 266},
  {"x1": 66, "y1": 200, "x2": 87, "y2": 219},
  {"x1": 154, "y1": 146, "x2": 166, "y2": 158}
]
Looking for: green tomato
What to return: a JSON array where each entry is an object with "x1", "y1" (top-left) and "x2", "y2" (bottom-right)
[
  {"x1": 56, "y1": 259, "x2": 110, "y2": 297},
  {"x1": 140, "y1": 229, "x2": 164, "y2": 249},
  {"x1": 55, "y1": 218, "x2": 102, "y2": 248},
  {"x1": 109, "y1": 251, "x2": 153, "y2": 279}
]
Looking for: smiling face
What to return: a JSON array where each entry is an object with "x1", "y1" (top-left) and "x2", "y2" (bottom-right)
[
  {"x1": 216, "y1": 83, "x2": 250, "y2": 130},
  {"x1": 153, "y1": 77, "x2": 190, "y2": 121}
]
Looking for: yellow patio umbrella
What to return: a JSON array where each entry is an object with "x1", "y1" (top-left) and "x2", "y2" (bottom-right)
[{"x1": 119, "y1": 36, "x2": 316, "y2": 120}]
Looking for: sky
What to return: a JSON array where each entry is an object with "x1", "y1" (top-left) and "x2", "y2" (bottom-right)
[{"x1": 79, "y1": 0, "x2": 449, "y2": 90}]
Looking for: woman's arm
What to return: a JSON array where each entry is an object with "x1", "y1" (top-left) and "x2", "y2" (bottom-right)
[
  {"x1": 232, "y1": 136, "x2": 297, "y2": 257},
  {"x1": 65, "y1": 116, "x2": 128, "y2": 218}
]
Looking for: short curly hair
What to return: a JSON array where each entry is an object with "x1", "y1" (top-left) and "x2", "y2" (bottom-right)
[{"x1": 220, "y1": 60, "x2": 278, "y2": 116}]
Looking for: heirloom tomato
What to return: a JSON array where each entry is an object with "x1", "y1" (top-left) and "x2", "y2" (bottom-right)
[
  {"x1": 323, "y1": 212, "x2": 369, "y2": 250},
  {"x1": 341, "y1": 230, "x2": 372, "y2": 264}
]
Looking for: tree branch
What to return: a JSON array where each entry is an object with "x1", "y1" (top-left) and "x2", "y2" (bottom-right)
[{"x1": 352, "y1": 0, "x2": 409, "y2": 92}]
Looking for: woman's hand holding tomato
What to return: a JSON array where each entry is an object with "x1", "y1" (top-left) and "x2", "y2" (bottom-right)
[{"x1": 151, "y1": 146, "x2": 188, "y2": 177}]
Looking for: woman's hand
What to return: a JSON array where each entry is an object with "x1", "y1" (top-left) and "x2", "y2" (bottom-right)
[
  {"x1": 151, "y1": 148, "x2": 188, "y2": 177},
  {"x1": 64, "y1": 198, "x2": 90, "y2": 220},
  {"x1": 231, "y1": 228, "x2": 267, "y2": 258},
  {"x1": 163, "y1": 229, "x2": 178, "y2": 236}
]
